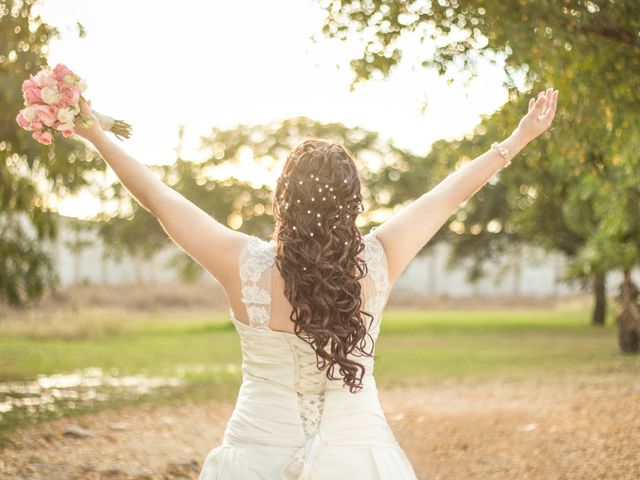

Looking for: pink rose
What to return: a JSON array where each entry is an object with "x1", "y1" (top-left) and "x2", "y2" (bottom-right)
[
  {"x1": 32, "y1": 130, "x2": 53, "y2": 145},
  {"x1": 60, "y1": 128, "x2": 74, "y2": 138},
  {"x1": 22, "y1": 77, "x2": 43, "y2": 104},
  {"x1": 34, "y1": 104, "x2": 59, "y2": 127},
  {"x1": 53, "y1": 64, "x2": 74, "y2": 82},
  {"x1": 58, "y1": 83, "x2": 80, "y2": 106},
  {"x1": 16, "y1": 107, "x2": 43, "y2": 131},
  {"x1": 33, "y1": 70, "x2": 57, "y2": 89},
  {"x1": 16, "y1": 110, "x2": 32, "y2": 130},
  {"x1": 22, "y1": 77, "x2": 37, "y2": 91},
  {"x1": 22, "y1": 85, "x2": 42, "y2": 105}
]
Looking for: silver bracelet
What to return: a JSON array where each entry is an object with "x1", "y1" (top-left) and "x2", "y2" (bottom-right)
[{"x1": 491, "y1": 142, "x2": 511, "y2": 167}]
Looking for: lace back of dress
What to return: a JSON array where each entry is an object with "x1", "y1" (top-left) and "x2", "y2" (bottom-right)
[
  {"x1": 361, "y1": 228, "x2": 391, "y2": 332},
  {"x1": 239, "y1": 237, "x2": 275, "y2": 329},
  {"x1": 238, "y1": 231, "x2": 390, "y2": 332}
]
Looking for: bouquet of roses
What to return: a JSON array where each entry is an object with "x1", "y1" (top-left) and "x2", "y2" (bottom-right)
[{"x1": 16, "y1": 63, "x2": 132, "y2": 145}]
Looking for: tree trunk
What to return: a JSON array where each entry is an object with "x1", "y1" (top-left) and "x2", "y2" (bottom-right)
[
  {"x1": 616, "y1": 269, "x2": 640, "y2": 354},
  {"x1": 592, "y1": 272, "x2": 607, "y2": 326}
]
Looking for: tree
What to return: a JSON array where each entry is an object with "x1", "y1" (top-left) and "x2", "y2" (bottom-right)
[
  {"x1": 0, "y1": 0, "x2": 104, "y2": 305},
  {"x1": 615, "y1": 271, "x2": 639, "y2": 353},
  {"x1": 415, "y1": 100, "x2": 603, "y2": 322},
  {"x1": 316, "y1": 0, "x2": 640, "y2": 332},
  {"x1": 566, "y1": 149, "x2": 640, "y2": 350}
]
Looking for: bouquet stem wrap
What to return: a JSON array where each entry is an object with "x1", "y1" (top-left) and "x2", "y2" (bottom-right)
[{"x1": 92, "y1": 110, "x2": 132, "y2": 141}]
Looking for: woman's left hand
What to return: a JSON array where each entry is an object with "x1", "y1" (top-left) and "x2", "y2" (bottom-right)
[
  {"x1": 514, "y1": 87, "x2": 559, "y2": 143},
  {"x1": 73, "y1": 96, "x2": 104, "y2": 143}
]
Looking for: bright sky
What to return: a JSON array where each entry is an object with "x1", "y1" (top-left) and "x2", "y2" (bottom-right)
[{"x1": 35, "y1": 0, "x2": 509, "y2": 219}]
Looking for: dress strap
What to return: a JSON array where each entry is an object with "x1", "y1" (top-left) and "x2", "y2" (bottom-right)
[
  {"x1": 362, "y1": 227, "x2": 391, "y2": 330},
  {"x1": 238, "y1": 236, "x2": 275, "y2": 329}
]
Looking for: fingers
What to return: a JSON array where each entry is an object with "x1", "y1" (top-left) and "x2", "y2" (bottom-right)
[
  {"x1": 546, "y1": 89, "x2": 558, "y2": 121},
  {"x1": 533, "y1": 87, "x2": 556, "y2": 113},
  {"x1": 541, "y1": 88, "x2": 554, "y2": 114},
  {"x1": 78, "y1": 97, "x2": 88, "y2": 113},
  {"x1": 536, "y1": 89, "x2": 558, "y2": 130},
  {"x1": 533, "y1": 92, "x2": 546, "y2": 111},
  {"x1": 80, "y1": 97, "x2": 94, "y2": 117},
  {"x1": 524, "y1": 87, "x2": 559, "y2": 132}
]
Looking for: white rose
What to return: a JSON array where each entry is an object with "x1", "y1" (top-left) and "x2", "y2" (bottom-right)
[
  {"x1": 57, "y1": 107, "x2": 76, "y2": 124},
  {"x1": 41, "y1": 86, "x2": 61, "y2": 105},
  {"x1": 33, "y1": 70, "x2": 50, "y2": 87},
  {"x1": 55, "y1": 122, "x2": 74, "y2": 131},
  {"x1": 77, "y1": 78, "x2": 88, "y2": 93},
  {"x1": 23, "y1": 106, "x2": 37, "y2": 122}
]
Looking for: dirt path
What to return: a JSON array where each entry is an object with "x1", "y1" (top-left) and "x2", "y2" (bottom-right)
[{"x1": 1, "y1": 374, "x2": 639, "y2": 480}]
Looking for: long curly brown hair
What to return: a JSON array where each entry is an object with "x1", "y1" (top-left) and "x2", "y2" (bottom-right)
[{"x1": 270, "y1": 138, "x2": 375, "y2": 394}]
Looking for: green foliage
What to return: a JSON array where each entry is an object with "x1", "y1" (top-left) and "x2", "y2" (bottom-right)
[
  {"x1": 0, "y1": 0, "x2": 105, "y2": 306},
  {"x1": 316, "y1": 0, "x2": 639, "y2": 92},
  {"x1": 317, "y1": 0, "x2": 640, "y2": 329},
  {"x1": 0, "y1": 220, "x2": 55, "y2": 306}
]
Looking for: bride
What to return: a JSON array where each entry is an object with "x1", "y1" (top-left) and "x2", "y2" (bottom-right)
[{"x1": 74, "y1": 88, "x2": 557, "y2": 479}]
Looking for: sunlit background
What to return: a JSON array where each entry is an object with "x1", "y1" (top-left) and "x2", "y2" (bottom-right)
[
  {"x1": 36, "y1": 0, "x2": 508, "y2": 219},
  {"x1": 3, "y1": 1, "x2": 640, "y2": 477}
]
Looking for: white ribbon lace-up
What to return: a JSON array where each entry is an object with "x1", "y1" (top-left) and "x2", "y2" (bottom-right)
[{"x1": 280, "y1": 330, "x2": 328, "y2": 479}]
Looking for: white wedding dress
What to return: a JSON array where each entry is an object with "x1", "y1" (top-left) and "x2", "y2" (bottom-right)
[{"x1": 198, "y1": 228, "x2": 418, "y2": 479}]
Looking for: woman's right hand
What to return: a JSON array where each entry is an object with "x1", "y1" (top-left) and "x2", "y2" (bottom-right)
[
  {"x1": 514, "y1": 87, "x2": 558, "y2": 143},
  {"x1": 73, "y1": 96, "x2": 104, "y2": 143}
]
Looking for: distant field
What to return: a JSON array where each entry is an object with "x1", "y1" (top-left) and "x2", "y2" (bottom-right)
[{"x1": 0, "y1": 301, "x2": 638, "y2": 442}]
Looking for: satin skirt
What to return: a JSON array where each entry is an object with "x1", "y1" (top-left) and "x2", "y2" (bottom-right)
[{"x1": 198, "y1": 377, "x2": 418, "y2": 479}]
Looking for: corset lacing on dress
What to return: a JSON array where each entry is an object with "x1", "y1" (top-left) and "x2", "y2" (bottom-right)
[{"x1": 280, "y1": 337, "x2": 328, "y2": 479}]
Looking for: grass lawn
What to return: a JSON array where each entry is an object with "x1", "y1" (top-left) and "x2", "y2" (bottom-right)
[
  {"x1": 0, "y1": 303, "x2": 638, "y2": 443},
  {"x1": 374, "y1": 308, "x2": 637, "y2": 384}
]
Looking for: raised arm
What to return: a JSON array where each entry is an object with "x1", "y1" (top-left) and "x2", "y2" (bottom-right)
[
  {"x1": 374, "y1": 87, "x2": 559, "y2": 286},
  {"x1": 73, "y1": 98, "x2": 249, "y2": 287}
]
